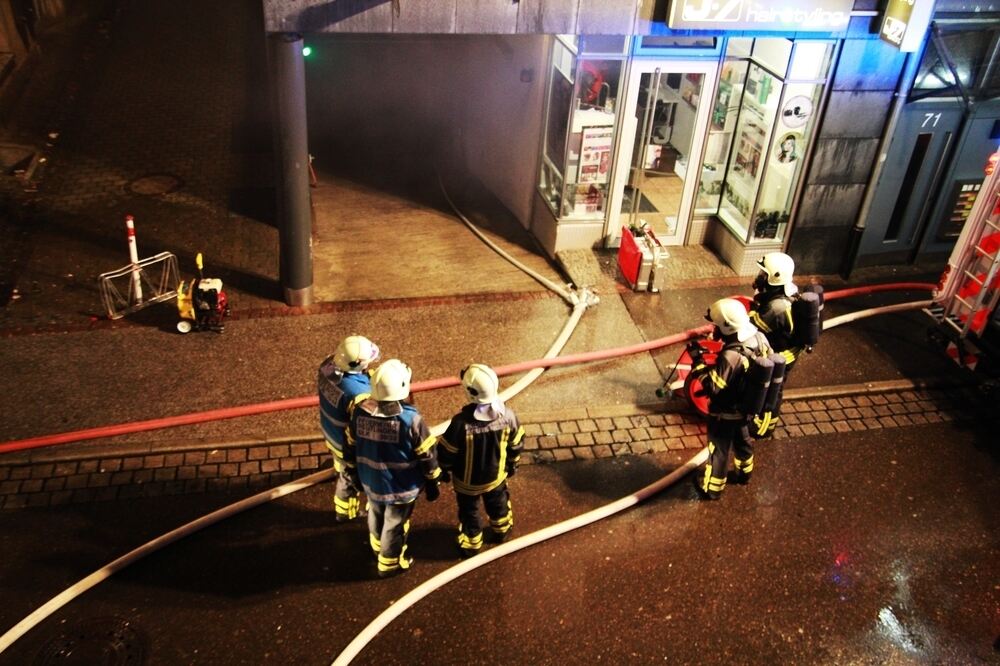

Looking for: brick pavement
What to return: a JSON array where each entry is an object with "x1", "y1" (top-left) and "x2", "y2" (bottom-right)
[{"x1": 1, "y1": 383, "x2": 989, "y2": 510}]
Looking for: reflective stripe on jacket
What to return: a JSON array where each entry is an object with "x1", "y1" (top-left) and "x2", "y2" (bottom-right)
[
  {"x1": 693, "y1": 331, "x2": 772, "y2": 417},
  {"x1": 318, "y1": 360, "x2": 371, "y2": 459},
  {"x1": 439, "y1": 404, "x2": 524, "y2": 495},
  {"x1": 749, "y1": 289, "x2": 796, "y2": 359},
  {"x1": 346, "y1": 395, "x2": 439, "y2": 504}
]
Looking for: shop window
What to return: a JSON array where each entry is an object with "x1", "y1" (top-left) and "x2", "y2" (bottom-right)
[
  {"x1": 579, "y1": 35, "x2": 627, "y2": 56},
  {"x1": 539, "y1": 38, "x2": 624, "y2": 220},
  {"x1": 698, "y1": 38, "x2": 832, "y2": 245},
  {"x1": 634, "y1": 36, "x2": 720, "y2": 55},
  {"x1": 697, "y1": 59, "x2": 749, "y2": 214}
]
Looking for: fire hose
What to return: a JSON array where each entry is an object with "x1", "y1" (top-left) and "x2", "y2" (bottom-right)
[
  {"x1": 0, "y1": 282, "x2": 936, "y2": 456},
  {"x1": 0, "y1": 295, "x2": 934, "y2": 656},
  {"x1": 0, "y1": 174, "x2": 938, "y2": 654}
]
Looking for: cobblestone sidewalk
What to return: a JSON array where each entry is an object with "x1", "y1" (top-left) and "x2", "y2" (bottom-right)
[{"x1": 1, "y1": 383, "x2": 989, "y2": 510}]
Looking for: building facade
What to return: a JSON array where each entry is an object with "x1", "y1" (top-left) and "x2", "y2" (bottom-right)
[{"x1": 264, "y1": 0, "x2": 1000, "y2": 278}]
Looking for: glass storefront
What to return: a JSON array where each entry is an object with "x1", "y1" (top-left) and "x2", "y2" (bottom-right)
[
  {"x1": 539, "y1": 36, "x2": 626, "y2": 221},
  {"x1": 698, "y1": 38, "x2": 833, "y2": 245},
  {"x1": 536, "y1": 35, "x2": 833, "y2": 258}
]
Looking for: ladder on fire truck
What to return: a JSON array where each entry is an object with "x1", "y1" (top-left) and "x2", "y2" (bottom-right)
[{"x1": 929, "y1": 160, "x2": 1000, "y2": 368}]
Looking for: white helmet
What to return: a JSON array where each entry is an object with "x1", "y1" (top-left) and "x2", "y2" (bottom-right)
[
  {"x1": 756, "y1": 252, "x2": 798, "y2": 296},
  {"x1": 370, "y1": 359, "x2": 411, "y2": 402},
  {"x1": 333, "y1": 335, "x2": 380, "y2": 372},
  {"x1": 461, "y1": 363, "x2": 499, "y2": 404},
  {"x1": 706, "y1": 298, "x2": 756, "y2": 342}
]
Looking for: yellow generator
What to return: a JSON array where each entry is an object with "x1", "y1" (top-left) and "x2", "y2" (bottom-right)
[{"x1": 176, "y1": 253, "x2": 230, "y2": 333}]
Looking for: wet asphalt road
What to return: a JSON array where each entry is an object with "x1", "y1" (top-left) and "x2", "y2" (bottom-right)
[{"x1": 0, "y1": 420, "x2": 996, "y2": 665}]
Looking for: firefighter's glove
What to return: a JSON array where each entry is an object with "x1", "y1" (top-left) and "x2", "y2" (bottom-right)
[
  {"x1": 424, "y1": 481, "x2": 440, "y2": 502},
  {"x1": 438, "y1": 470, "x2": 452, "y2": 484},
  {"x1": 506, "y1": 464, "x2": 518, "y2": 478},
  {"x1": 686, "y1": 340, "x2": 705, "y2": 363}
]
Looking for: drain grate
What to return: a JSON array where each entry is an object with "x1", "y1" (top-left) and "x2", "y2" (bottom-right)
[
  {"x1": 35, "y1": 616, "x2": 149, "y2": 665},
  {"x1": 125, "y1": 173, "x2": 183, "y2": 196}
]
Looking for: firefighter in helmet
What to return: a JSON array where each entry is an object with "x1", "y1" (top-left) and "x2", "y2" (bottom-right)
[
  {"x1": 345, "y1": 359, "x2": 441, "y2": 578},
  {"x1": 438, "y1": 364, "x2": 524, "y2": 558},
  {"x1": 690, "y1": 298, "x2": 773, "y2": 500},
  {"x1": 319, "y1": 335, "x2": 380, "y2": 522},
  {"x1": 748, "y1": 252, "x2": 800, "y2": 437}
]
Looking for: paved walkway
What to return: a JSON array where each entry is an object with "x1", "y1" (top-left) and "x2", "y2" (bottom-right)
[
  {"x1": 0, "y1": 0, "x2": 989, "y2": 515},
  {"x1": 1, "y1": 382, "x2": 986, "y2": 509}
]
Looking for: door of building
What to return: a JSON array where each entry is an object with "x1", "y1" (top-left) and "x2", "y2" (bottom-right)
[
  {"x1": 607, "y1": 59, "x2": 718, "y2": 246},
  {"x1": 858, "y1": 102, "x2": 964, "y2": 264}
]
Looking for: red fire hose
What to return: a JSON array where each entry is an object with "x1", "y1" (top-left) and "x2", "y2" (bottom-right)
[{"x1": 0, "y1": 282, "x2": 936, "y2": 456}]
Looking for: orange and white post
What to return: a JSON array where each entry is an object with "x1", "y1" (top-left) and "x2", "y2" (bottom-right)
[{"x1": 125, "y1": 215, "x2": 143, "y2": 303}]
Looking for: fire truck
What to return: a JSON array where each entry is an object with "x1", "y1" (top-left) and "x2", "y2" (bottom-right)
[{"x1": 927, "y1": 156, "x2": 1000, "y2": 394}]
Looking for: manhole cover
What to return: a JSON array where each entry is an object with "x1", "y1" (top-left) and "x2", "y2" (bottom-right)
[
  {"x1": 125, "y1": 173, "x2": 183, "y2": 196},
  {"x1": 34, "y1": 616, "x2": 149, "y2": 665}
]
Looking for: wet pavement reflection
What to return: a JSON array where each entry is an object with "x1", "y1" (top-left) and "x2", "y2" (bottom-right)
[{"x1": 0, "y1": 421, "x2": 996, "y2": 664}]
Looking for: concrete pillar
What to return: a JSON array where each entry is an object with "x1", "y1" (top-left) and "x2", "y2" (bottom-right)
[{"x1": 268, "y1": 32, "x2": 313, "y2": 306}]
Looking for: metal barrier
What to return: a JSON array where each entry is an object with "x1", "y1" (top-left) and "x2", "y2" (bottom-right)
[{"x1": 98, "y1": 252, "x2": 180, "y2": 319}]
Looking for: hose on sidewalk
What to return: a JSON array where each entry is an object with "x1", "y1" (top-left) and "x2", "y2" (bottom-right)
[
  {"x1": 0, "y1": 172, "x2": 941, "y2": 653},
  {"x1": 0, "y1": 282, "x2": 937, "y2": 455},
  {"x1": 328, "y1": 298, "x2": 935, "y2": 666},
  {"x1": 0, "y1": 177, "x2": 601, "y2": 654},
  {"x1": 0, "y1": 297, "x2": 934, "y2": 656}
]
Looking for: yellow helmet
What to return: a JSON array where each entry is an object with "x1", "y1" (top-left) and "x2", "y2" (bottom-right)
[
  {"x1": 333, "y1": 335, "x2": 380, "y2": 372},
  {"x1": 461, "y1": 363, "x2": 499, "y2": 404},
  {"x1": 370, "y1": 359, "x2": 412, "y2": 402}
]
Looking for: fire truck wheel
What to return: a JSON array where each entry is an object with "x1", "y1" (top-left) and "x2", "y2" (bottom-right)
[{"x1": 176, "y1": 320, "x2": 193, "y2": 334}]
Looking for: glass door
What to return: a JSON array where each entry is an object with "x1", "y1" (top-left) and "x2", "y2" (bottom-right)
[{"x1": 607, "y1": 59, "x2": 718, "y2": 246}]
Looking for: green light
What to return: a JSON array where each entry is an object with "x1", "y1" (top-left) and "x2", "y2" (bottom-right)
[{"x1": 302, "y1": 45, "x2": 313, "y2": 57}]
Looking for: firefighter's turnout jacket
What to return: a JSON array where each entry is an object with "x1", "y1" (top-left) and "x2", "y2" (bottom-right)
[
  {"x1": 749, "y1": 287, "x2": 800, "y2": 365},
  {"x1": 438, "y1": 404, "x2": 525, "y2": 495},
  {"x1": 318, "y1": 360, "x2": 371, "y2": 472},
  {"x1": 346, "y1": 396, "x2": 440, "y2": 504},
  {"x1": 695, "y1": 331, "x2": 774, "y2": 419},
  {"x1": 692, "y1": 330, "x2": 773, "y2": 498}
]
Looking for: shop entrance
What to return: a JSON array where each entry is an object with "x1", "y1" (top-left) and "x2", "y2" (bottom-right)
[
  {"x1": 607, "y1": 59, "x2": 717, "y2": 246},
  {"x1": 859, "y1": 102, "x2": 964, "y2": 264}
]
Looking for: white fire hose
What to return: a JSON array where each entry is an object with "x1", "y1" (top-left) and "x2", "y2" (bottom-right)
[{"x1": 0, "y1": 180, "x2": 934, "y2": 658}]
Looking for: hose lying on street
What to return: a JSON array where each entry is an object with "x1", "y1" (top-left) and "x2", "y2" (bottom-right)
[
  {"x1": 0, "y1": 282, "x2": 936, "y2": 455},
  {"x1": 0, "y1": 173, "x2": 941, "y2": 657},
  {"x1": 0, "y1": 180, "x2": 601, "y2": 654},
  {"x1": 0, "y1": 296, "x2": 935, "y2": 656},
  {"x1": 328, "y1": 298, "x2": 935, "y2": 666}
]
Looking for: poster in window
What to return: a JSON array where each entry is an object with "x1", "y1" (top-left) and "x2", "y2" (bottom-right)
[
  {"x1": 578, "y1": 126, "x2": 614, "y2": 184},
  {"x1": 774, "y1": 131, "x2": 801, "y2": 164},
  {"x1": 734, "y1": 122, "x2": 765, "y2": 180}
]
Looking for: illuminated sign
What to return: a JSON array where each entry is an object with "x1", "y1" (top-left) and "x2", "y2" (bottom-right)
[
  {"x1": 667, "y1": 0, "x2": 853, "y2": 32},
  {"x1": 879, "y1": 0, "x2": 934, "y2": 52},
  {"x1": 880, "y1": 0, "x2": 914, "y2": 47}
]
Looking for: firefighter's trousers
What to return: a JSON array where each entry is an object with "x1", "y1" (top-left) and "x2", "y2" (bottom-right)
[
  {"x1": 767, "y1": 359, "x2": 795, "y2": 434},
  {"x1": 455, "y1": 483, "x2": 513, "y2": 552},
  {"x1": 701, "y1": 416, "x2": 754, "y2": 497},
  {"x1": 367, "y1": 500, "x2": 415, "y2": 575},
  {"x1": 332, "y1": 458, "x2": 365, "y2": 520}
]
